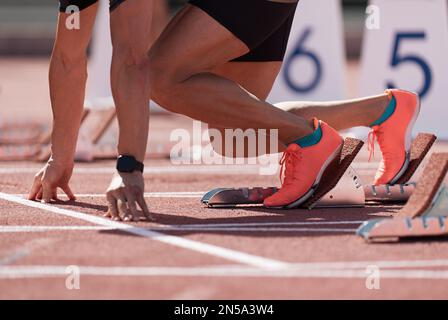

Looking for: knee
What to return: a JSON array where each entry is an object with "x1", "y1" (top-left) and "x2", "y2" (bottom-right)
[
  {"x1": 112, "y1": 40, "x2": 148, "y2": 71},
  {"x1": 51, "y1": 45, "x2": 87, "y2": 74},
  {"x1": 147, "y1": 50, "x2": 182, "y2": 110}
]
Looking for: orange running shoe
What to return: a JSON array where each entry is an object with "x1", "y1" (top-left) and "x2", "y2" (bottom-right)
[
  {"x1": 368, "y1": 89, "x2": 421, "y2": 185},
  {"x1": 264, "y1": 119, "x2": 343, "y2": 209}
]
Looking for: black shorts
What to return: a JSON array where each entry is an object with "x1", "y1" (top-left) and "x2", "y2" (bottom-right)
[
  {"x1": 59, "y1": 0, "x2": 126, "y2": 12},
  {"x1": 189, "y1": 0, "x2": 299, "y2": 62}
]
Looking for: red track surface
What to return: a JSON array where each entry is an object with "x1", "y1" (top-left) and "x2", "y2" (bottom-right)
[
  {"x1": 1, "y1": 59, "x2": 448, "y2": 299},
  {"x1": 1, "y1": 150, "x2": 448, "y2": 299}
]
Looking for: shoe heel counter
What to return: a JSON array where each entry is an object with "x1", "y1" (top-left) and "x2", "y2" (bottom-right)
[
  {"x1": 320, "y1": 120, "x2": 343, "y2": 150},
  {"x1": 394, "y1": 89, "x2": 419, "y2": 110}
]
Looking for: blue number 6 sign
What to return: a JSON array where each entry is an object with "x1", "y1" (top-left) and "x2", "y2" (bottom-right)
[{"x1": 283, "y1": 27, "x2": 323, "y2": 94}]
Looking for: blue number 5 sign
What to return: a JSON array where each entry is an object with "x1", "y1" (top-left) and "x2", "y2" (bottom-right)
[{"x1": 387, "y1": 32, "x2": 433, "y2": 98}]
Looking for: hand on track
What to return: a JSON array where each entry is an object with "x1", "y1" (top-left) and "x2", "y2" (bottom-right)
[
  {"x1": 28, "y1": 159, "x2": 76, "y2": 203},
  {"x1": 105, "y1": 171, "x2": 154, "y2": 222}
]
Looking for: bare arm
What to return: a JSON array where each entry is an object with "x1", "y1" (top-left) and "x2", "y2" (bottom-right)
[
  {"x1": 29, "y1": 5, "x2": 98, "y2": 202},
  {"x1": 48, "y1": 7, "x2": 98, "y2": 163}
]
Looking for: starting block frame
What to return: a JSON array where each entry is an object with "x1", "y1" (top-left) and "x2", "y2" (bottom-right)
[{"x1": 202, "y1": 133, "x2": 437, "y2": 209}]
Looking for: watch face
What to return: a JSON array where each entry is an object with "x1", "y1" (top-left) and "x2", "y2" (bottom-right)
[{"x1": 117, "y1": 156, "x2": 136, "y2": 173}]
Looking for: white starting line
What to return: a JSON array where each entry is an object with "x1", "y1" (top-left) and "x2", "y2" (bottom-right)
[
  {"x1": 11, "y1": 192, "x2": 205, "y2": 199},
  {"x1": 2, "y1": 263, "x2": 448, "y2": 280},
  {"x1": 0, "y1": 225, "x2": 357, "y2": 234},
  {"x1": 0, "y1": 192, "x2": 289, "y2": 270}
]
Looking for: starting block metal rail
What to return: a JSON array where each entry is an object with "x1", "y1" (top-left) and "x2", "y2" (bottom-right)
[{"x1": 202, "y1": 133, "x2": 437, "y2": 209}]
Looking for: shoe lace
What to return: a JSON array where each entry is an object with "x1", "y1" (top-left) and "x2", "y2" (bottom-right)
[
  {"x1": 279, "y1": 148, "x2": 302, "y2": 186},
  {"x1": 367, "y1": 128, "x2": 377, "y2": 162},
  {"x1": 367, "y1": 125, "x2": 390, "y2": 162}
]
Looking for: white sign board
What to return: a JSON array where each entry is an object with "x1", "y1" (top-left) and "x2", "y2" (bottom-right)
[
  {"x1": 268, "y1": 0, "x2": 346, "y2": 103},
  {"x1": 360, "y1": 0, "x2": 448, "y2": 139},
  {"x1": 86, "y1": 0, "x2": 113, "y2": 108}
]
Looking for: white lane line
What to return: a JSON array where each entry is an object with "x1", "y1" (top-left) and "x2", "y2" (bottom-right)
[
  {"x1": 0, "y1": 226, "x2": 113, "y2": 233},
  {"x1": 0, "y1": 162, "x2": 380, "y2": 175},
  {"x1": 155, "y1": 227, "x2": 356, "y2": 233},
  {"x1": 167, "y1": 221, "x2": 366, "y2": 228},
  {"x1": 0, "y1": 192, "x2": 288, "y2": 270},
  {"x1": 289, "y1": 259, "x2": 448, "y2": 270},
  {"x1": 0, "y1": 166, "x2": 262, "y2": 175},
  {"x1": 11, "y1": 192, "x2": 205, "y2": 198},
  {"x1": 0, "y1": 225, "x2": 356, "y2": 234},
  {"x1": 1, "y1": 265, "x2": 448, "y2": 280}
]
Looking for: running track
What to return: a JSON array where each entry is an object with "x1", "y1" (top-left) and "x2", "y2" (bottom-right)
[{"x1": 1, "y1": 145, "x2": 448, "y2": 299}]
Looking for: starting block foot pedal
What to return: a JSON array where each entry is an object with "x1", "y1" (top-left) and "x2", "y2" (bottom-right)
[
  {"x1": 303, "y1": 138, "x2": 364, "y2": 209},
  {"x1": 394, "y1": 133, "x2": 437, "y2": 185}
]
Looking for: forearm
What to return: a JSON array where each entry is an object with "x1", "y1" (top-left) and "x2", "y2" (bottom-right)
[
  {"x1": 48, "y1": 53, "x2": 88, "y2": 163},
  {"x1": 111, "y1": 61, "x2": 150, "y2": 162}
]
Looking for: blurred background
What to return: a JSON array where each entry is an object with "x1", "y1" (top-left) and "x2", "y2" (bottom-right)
[
  {"x1": 1, "y1": 0, "x2": 446, "y2": 162},
  {"x1": 0, "y1": 0, "x2": 367, "y2": 57}
]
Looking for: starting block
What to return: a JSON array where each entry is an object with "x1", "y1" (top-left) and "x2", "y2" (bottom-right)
[
  {"x1": 36, "y1": 108, "x2": 117, "y2": 162},
  {"x1": 202, "y1": 138, "x2": 365, "y2": 209},
  {"x1": 202, "y1": 165, "x2": 366, "y2": 208},
  {"x1": 0, "y1": 121, "x2": 46, "y2": 161},
  {"x1": 357, "y1": 153, "x2": 448, "y2": 242},
  {"x1": 202, "y1": 133, "x2": 437, "y2": 209},
  {"x1": 0, "y1": 107, "x2": 118, "y2": 162},
  {"x1": 0, "y1": 121, "x2": 43, "y2": 145},
  {"x1": 0, "y1": 109, "x2": 93, "y2": 161}
]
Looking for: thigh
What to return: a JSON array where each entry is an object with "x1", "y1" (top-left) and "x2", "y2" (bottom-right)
[
  {"x1": 54, "y1": 2, "x2": 98, "y2": 55},
  {"x1": 110, "y1": 0, "x2": 153, "y2": 54},
  {"x1": 209, "y1": 60, "x2": 283, "y2": 155},
  {"x1": 213, "y1": 61, "x2": 282, "y2": 100},
  {"x1": 148, "y1": 4, "x2": 249, "y2": 80}
]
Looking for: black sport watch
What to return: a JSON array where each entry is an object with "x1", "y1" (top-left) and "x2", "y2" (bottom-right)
[{"x1": 116, "y1": 155, "x2": 144, "y2": 173}]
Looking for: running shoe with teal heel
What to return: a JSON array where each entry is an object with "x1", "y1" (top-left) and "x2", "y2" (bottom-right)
[{"x1": 368, "y1": 89, "x2": 421, "y2": 185}]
